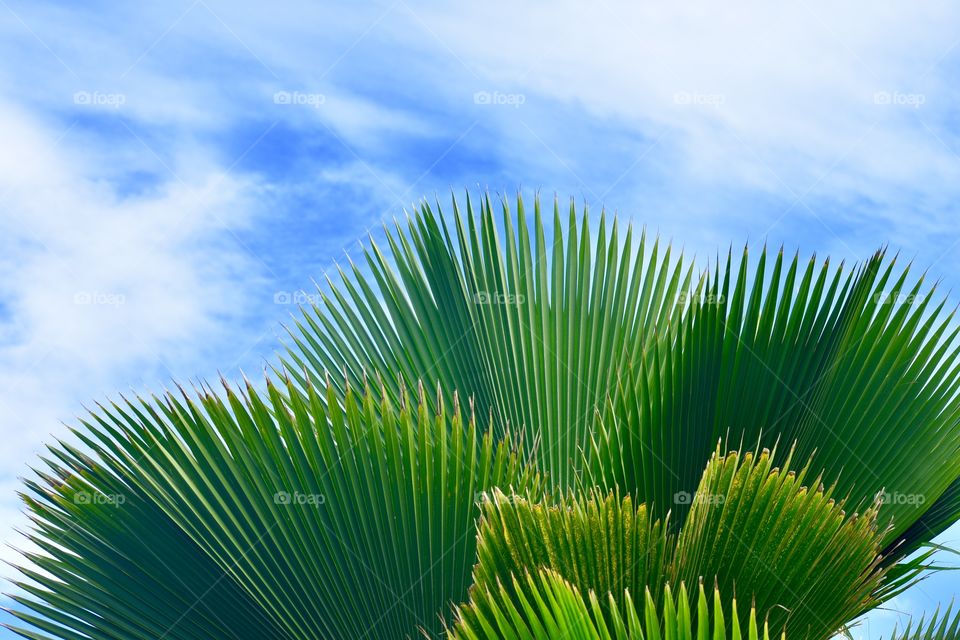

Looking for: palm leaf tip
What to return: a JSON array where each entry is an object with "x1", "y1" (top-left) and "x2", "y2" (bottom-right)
[
  {"x1": 886, "y1": 602, "x2": 960, "y2": 640},
  {"x1": 471, "y1": 486, "x2": 674, "y2": 619},
  {"x1": 448, "y1": 568, "x2": 775, "y2": 640},
  {"x1": 281, "y1": 191, "x2": 691, "y2": 490}
]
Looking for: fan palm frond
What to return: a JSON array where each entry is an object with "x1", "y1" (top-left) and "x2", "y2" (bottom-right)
[
  {"x1": 469, "y1": 446, "x2": 894, "y2": 640},
  {"x1": 472, "y1": 487, "x2": 673, "y2": 616},
  {"x1": 281, "y1": 193, "x2": 690, "y2": 489},
  {"x1": 886, "y1": 603, "x2": 960, "y2": 640},
  {"x1": 587, "y1": 245, "x2": 960, "y2": 560},
  {"x1": 673, "y1": 446, "x2": 891, "y2": 640},
  {"x1": 8, "y1": 451, "x2": 286, "y2": 640},
  {"x1": 449, "y1": 569, "x2": 775, "y2": 640},
  {"x1": 9, "y1": 375, "x2": 541, "y2": 639}
]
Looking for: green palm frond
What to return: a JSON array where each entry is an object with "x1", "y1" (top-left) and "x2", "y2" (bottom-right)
[
  {"x1": 8, "y1": 192, "x2": 960, "y2": 640},
  {"x1": 673, "y1": 446, "x2": 891, "y2": 640},
  {"x1": 10, "y1": 375, "x2": 541, "y2": 639},
  {"x1": 887, "y1": 603, "x2": 960, "y2": 640},
  {"x1": 472, "y1": 488, "x2": 673, "y2": 616},
  {"x1": 467, "y1": 445, "x2": 893, "y2": 640},
  {"x1": 281, "y1": 193, "x2": 691, "y2": 488},
  {"x1": 284, "y1": 193, "x2": 960, "y2": 556},
  {"x1": 587, "y1": 245, "x2": 960, "y2": 558},
  {"x1": 8, "y1": 450, "x2": 286, "y2": 640},
  {"x1": 449, "y1": 569, "x2": 775, "y2": 640},
  {"x1": 893, "y1": 480, "x2": 960, "y2": 565}
]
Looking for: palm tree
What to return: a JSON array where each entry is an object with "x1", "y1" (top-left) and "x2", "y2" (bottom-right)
[{"x1": 8, "y1": 193, "x2": 960, "y2": 639}]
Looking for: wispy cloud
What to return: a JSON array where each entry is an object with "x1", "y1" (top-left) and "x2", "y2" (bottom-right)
[{"x1": 0, "y1": 96, "x2": 267, "y2": 580}]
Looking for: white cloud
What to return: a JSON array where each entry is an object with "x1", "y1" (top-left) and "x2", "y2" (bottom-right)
[
  {"x1": 394, "y1": 0, "x2": 960, "y2": 242},
  {"x1": 0, "y1": 99, "x2": 265, "y2": 584}
]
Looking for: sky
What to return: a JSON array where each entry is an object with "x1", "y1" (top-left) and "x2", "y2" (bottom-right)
[{"x1": 0, "y1": 1, "x2": 958, "y2": 637}]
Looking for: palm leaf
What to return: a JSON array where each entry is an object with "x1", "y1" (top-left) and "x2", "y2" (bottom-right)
[
  {"x1": 673, "y1": 446, "x2": 891, "y2": 640},
  {"x1": 10, "y1": 375, "x2": 541, "y2": 639},
  {"x1": 448, "y1": 569, "x2": 775, "y2": 640},
  {"x1": 280, "y1": 193, "x2": 690, "y2": 488},
  {"x1": 886, "y1": 603, "x2": 960, "y2": 640},
  {"x1": 587, "y1": 246, "x2": 960, "y2": 559},
  {"x1": 472, "y1": 487, "x2": 673, "y2": 618},
  {"x1": 7, "y1": 447, "x2": 286, "y2": 640}
]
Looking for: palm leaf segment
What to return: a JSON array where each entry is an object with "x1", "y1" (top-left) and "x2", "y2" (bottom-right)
[
  {"x1": 11, "y1": 376, "x2": 541, "y2": 639},
  {"x1": 280, "y1": 191, "x2": 959, "y2": 554},
  {"x1": 471, "y1": 447, "x2": 893, "y2": 640},
  {"x1": 282, "y1": 193, "x2": 691, "y2": 490},
  {"x1": 887, "y1": 604, "x2": 960, "y2": 640},
  {"x1": 8, "y1": 191, "x2": 960, "y2": 639},
  {"x1": 587, "y1": 242, "x2": 960, "y2": 558},
  {"x1": 449, "y1": 570, "x2": 776, "y2": 640},
  {"x1": 9, "y1": 450, "x2": 286, "y2": 640}
]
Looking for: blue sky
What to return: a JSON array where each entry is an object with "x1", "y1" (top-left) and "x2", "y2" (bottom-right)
[{"x1": 0, "y1": 1, "x2": 958, "y2": 637}]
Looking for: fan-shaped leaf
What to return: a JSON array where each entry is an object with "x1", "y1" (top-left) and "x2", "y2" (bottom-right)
[
  {"x1": 472, "y1": 487, "x2": 673, "y2": 619},
  {"x1": 674, "y1": 446, "x2": 891, "y2": 640},
  {"x1": 448, "y1": 569, "x2": 775, "y2": 640},
  {"x1": 281, "y1": 193, "x2": 690, "y2": 488},
  {"x1": 11, "y1": 375, "x2": 541, "y2": 639},
  {"x1": 588, "y1": 246, "x2": 960, "y2": 559},
  {"x1": 8, "y1": 451, "x2": 285, "y2": 640}
]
